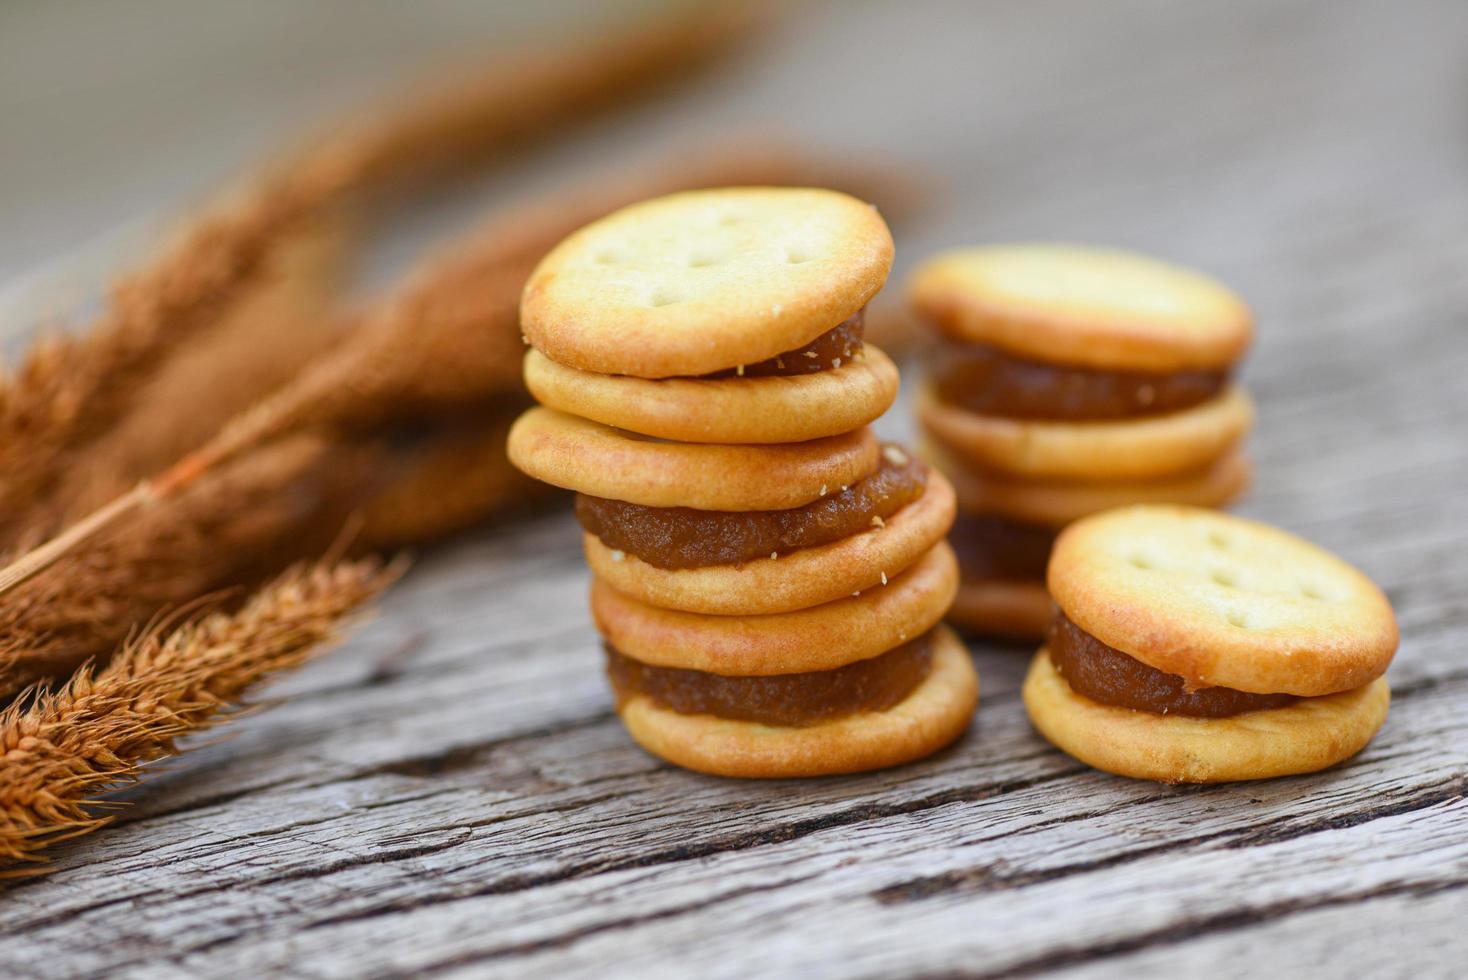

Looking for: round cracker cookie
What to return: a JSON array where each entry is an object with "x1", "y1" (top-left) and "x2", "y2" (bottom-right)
[
  {"x1": 506, "y1": 407, "x2": 879, "y2": 511},
  {"x1": 585, "y1": 469, "x2": 956, "y2": 615},
  {"x1": 908, "y1": 244, "x2": 1252, "y2": 371},
  {"x1": 524, "y1": 345, "x2": 899, "y2": 444},
  {"x1": 918, "y1": 382, "x2": 1253, "y2": 482},
  {"x1": 1048, "y1": 506, "x2": 1399, "y2": 696},
  {"x1": 523, "y1": 187, "x2": 895, "y2": 378},
  {"x1": 930, "y1": 440, "x2": 1252, "y2": 527},
  {"x1": 948, "y1": 578, "x2": 1052, "y2": 642},
  {"x1": 618, "y1": 626, "x2": 978, "y2": 778},
  {"x1": 1023, "y1": 648, "x2": 1390, "y2": 783},
  {"x1": 593, "y1": 542, "x2": 958, "y2": 675}
]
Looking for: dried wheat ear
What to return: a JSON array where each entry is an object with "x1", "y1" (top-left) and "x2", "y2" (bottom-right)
[{"x1": 0, "y1": 557, "x2": 401, "y2": 873}]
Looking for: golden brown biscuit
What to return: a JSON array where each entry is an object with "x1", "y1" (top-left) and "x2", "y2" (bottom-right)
[
  {"x1": 593, "y1": 542, "x2": 958, "y2": 675},
  {"x1": 506, "y1": 407, "x2": 879, "y2": 511},
  {"x1": 918, "y1": 382, "x2": 1253, "y2": 482},
  {"x1": 1048, "y1": 506, "x2": 1399, "y2": 696},
  {"x1": 947, "y1": 578, "x2": 1052, "y2": 642},
  {"x1": 1023, "y1": 648, "x2": 1390, "y2": 783},
  {"x1": 908, "y1": 244, "x2": 1252, "y2": 371},
  {"x1": 930, "y1": 441, "x2": 1253, "y2": 528},
  {"x1": 585, "y1": 469, "x2": 956, "y2": 614},
  {"x1": 524, "y1": 345, "x2": 899, "y2": 444},
  {"x1": 619, "y1": 626, "x2": 978, "y2": 778},
  {"x1": 523, "y1": 187, "x2": 895, "y2": 378}
]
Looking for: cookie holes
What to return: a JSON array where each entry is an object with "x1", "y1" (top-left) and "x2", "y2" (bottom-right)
[
  {"x1": 1211, "y1": 568, "x2": 1238, "y2": 588},
  {"x1": 1128, "y1": 554, "x2": 1154, "y2": 570},
  {"x1": 1208, "y1": 530, "x2": 1231, "y2": 549},
  {"x1": 785, "y1": 248, "x2": 813, "y2": 265},
  {"x1": 717, "y1": 214, "x2": 740, "y2": 227},
  {"x1": 1299, "y1": 582, "x2": 1331, "y2": 601},
  {"x1": 594, "y1": 250, "x2": 627, "y2": 266},
  {"x1": 1204, "y1": 593, "x2": 1255, "y2": 628},
  {"x1": 647, "y1": 289, "x2": 682, "y2": 308}
]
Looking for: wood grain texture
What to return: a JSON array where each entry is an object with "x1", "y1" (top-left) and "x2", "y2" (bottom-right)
[{"x1": 1, "y1": 0, "x2": 1466, "y2": 976}]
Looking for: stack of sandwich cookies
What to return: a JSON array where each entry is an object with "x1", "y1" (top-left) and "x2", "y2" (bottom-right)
[
  {"x1": 508, "y1": 187, "x2": 977, "y2": 778},
  {"x1": 909, "y1": 244, "x2": 1256, "y2": 640},
  {"x1": 1025, "y1": 505, "x2": 1397, "y2": 783}
]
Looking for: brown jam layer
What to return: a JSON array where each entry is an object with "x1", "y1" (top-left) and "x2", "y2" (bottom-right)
[
  {"x1": 929, "y1": 340, "x2": 1227, "y2": 420},
  {"x1": 702, "y1": 309, "x2": 865, "y2": 378},
  {"x1": 950, "y1": 512, "x2": 1057, "y2": 582},
  {"x1": 1048, "y1": 613, "x2": 1297, "y2": 717},
  {"x1": 576, "y1": 450, "x2": 926, "y2": 570},
  {"x1": 606, "y1": 632, "x2": 934, "y2": 727}
]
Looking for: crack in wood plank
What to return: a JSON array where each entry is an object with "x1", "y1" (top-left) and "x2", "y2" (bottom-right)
[
  {"x1": 870, "y1": 774, "x2": 1468, "y2": 905},
  {"x1": 970, "y1": 877, "x2": 1468, "y2": 979},
  {"x1": 289, "y1": 766, "x2": 1092, "y2": 936}
]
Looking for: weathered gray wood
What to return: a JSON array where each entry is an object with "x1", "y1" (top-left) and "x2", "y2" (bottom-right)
[{"x1": 1, "y1": 0, "x2": 1466, "y2": 977}]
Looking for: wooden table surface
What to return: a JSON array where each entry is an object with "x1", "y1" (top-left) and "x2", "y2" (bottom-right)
[{"x1": 3, "y1": 1, "x2": 1466, "y2": 976}]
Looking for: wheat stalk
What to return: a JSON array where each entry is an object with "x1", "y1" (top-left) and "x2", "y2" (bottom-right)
[
  {"x1": 0, "y1": 436, "x2": 387, "y2": 701},
  {"x1": 0, "y1": 186, "x2": 313, "y2": 544},
  {"x1": 43, "y1": 218, "x2": 353, "y2": 526},
  {"x1": 0, "y1": 557, "x2": 400, "y2": 871}
]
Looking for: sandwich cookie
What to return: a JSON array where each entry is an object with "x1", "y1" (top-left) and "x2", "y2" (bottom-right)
[
  {"x1": 613, "y1": 624, "x2": 977, "y2": 779},
  {"x1": 910, "y1": 246, "x2": 1254, "y2": 473},
  {"x1": 909, "y1": 244, "x2": 1256, "y2": 641},
  {"x1": 584, "y1": 451, "x2": 956, "y2": 614},
  {"x1": 523, "y1": 186, "x2": 894, "y2": 378},
  {"x1": 1024, "y1": 505, "x2": 1397, "y2": 783},
  {"x1": 591, "y1": 542, "x2": 958, "y2": 675},
  {"x1": 519, "y1": 187, "x2": 898, "y2": 443}
]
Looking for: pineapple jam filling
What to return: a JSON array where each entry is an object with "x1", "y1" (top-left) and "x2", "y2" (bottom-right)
[
  {"x1": 929, "y1": 340, "x2": 1228, "y2": 420},
  {"x1": 576, "y1": 449, "x2": 927, "y2": 570},
  {"x1": 1047, "y1": 612, "x2": 1298, "y2": 717},
  {"x1": 606, "y1": 632, "x2": 934, "y2": 726},
  {"x1": 700, "y1": 309, "x2": 865, "y2": 378},
  {"x1": 950, "y1": 512, "x2": 1058, "y2": 582}
]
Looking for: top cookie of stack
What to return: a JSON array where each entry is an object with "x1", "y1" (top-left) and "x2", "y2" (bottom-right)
[
  {"x1": 910, "y1": 244, "x2": 1256, "y2": 640},
  {"x1": 520, "y1": 187, "x2": 900, "y2": 443},
  {"x1": 508, "y1": 187, "x2": 975, "y2": 778}
]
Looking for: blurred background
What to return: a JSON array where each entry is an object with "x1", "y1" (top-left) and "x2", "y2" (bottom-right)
[{"x1": 6, "y1": 0, "x2": 1462, "y2": 305}]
